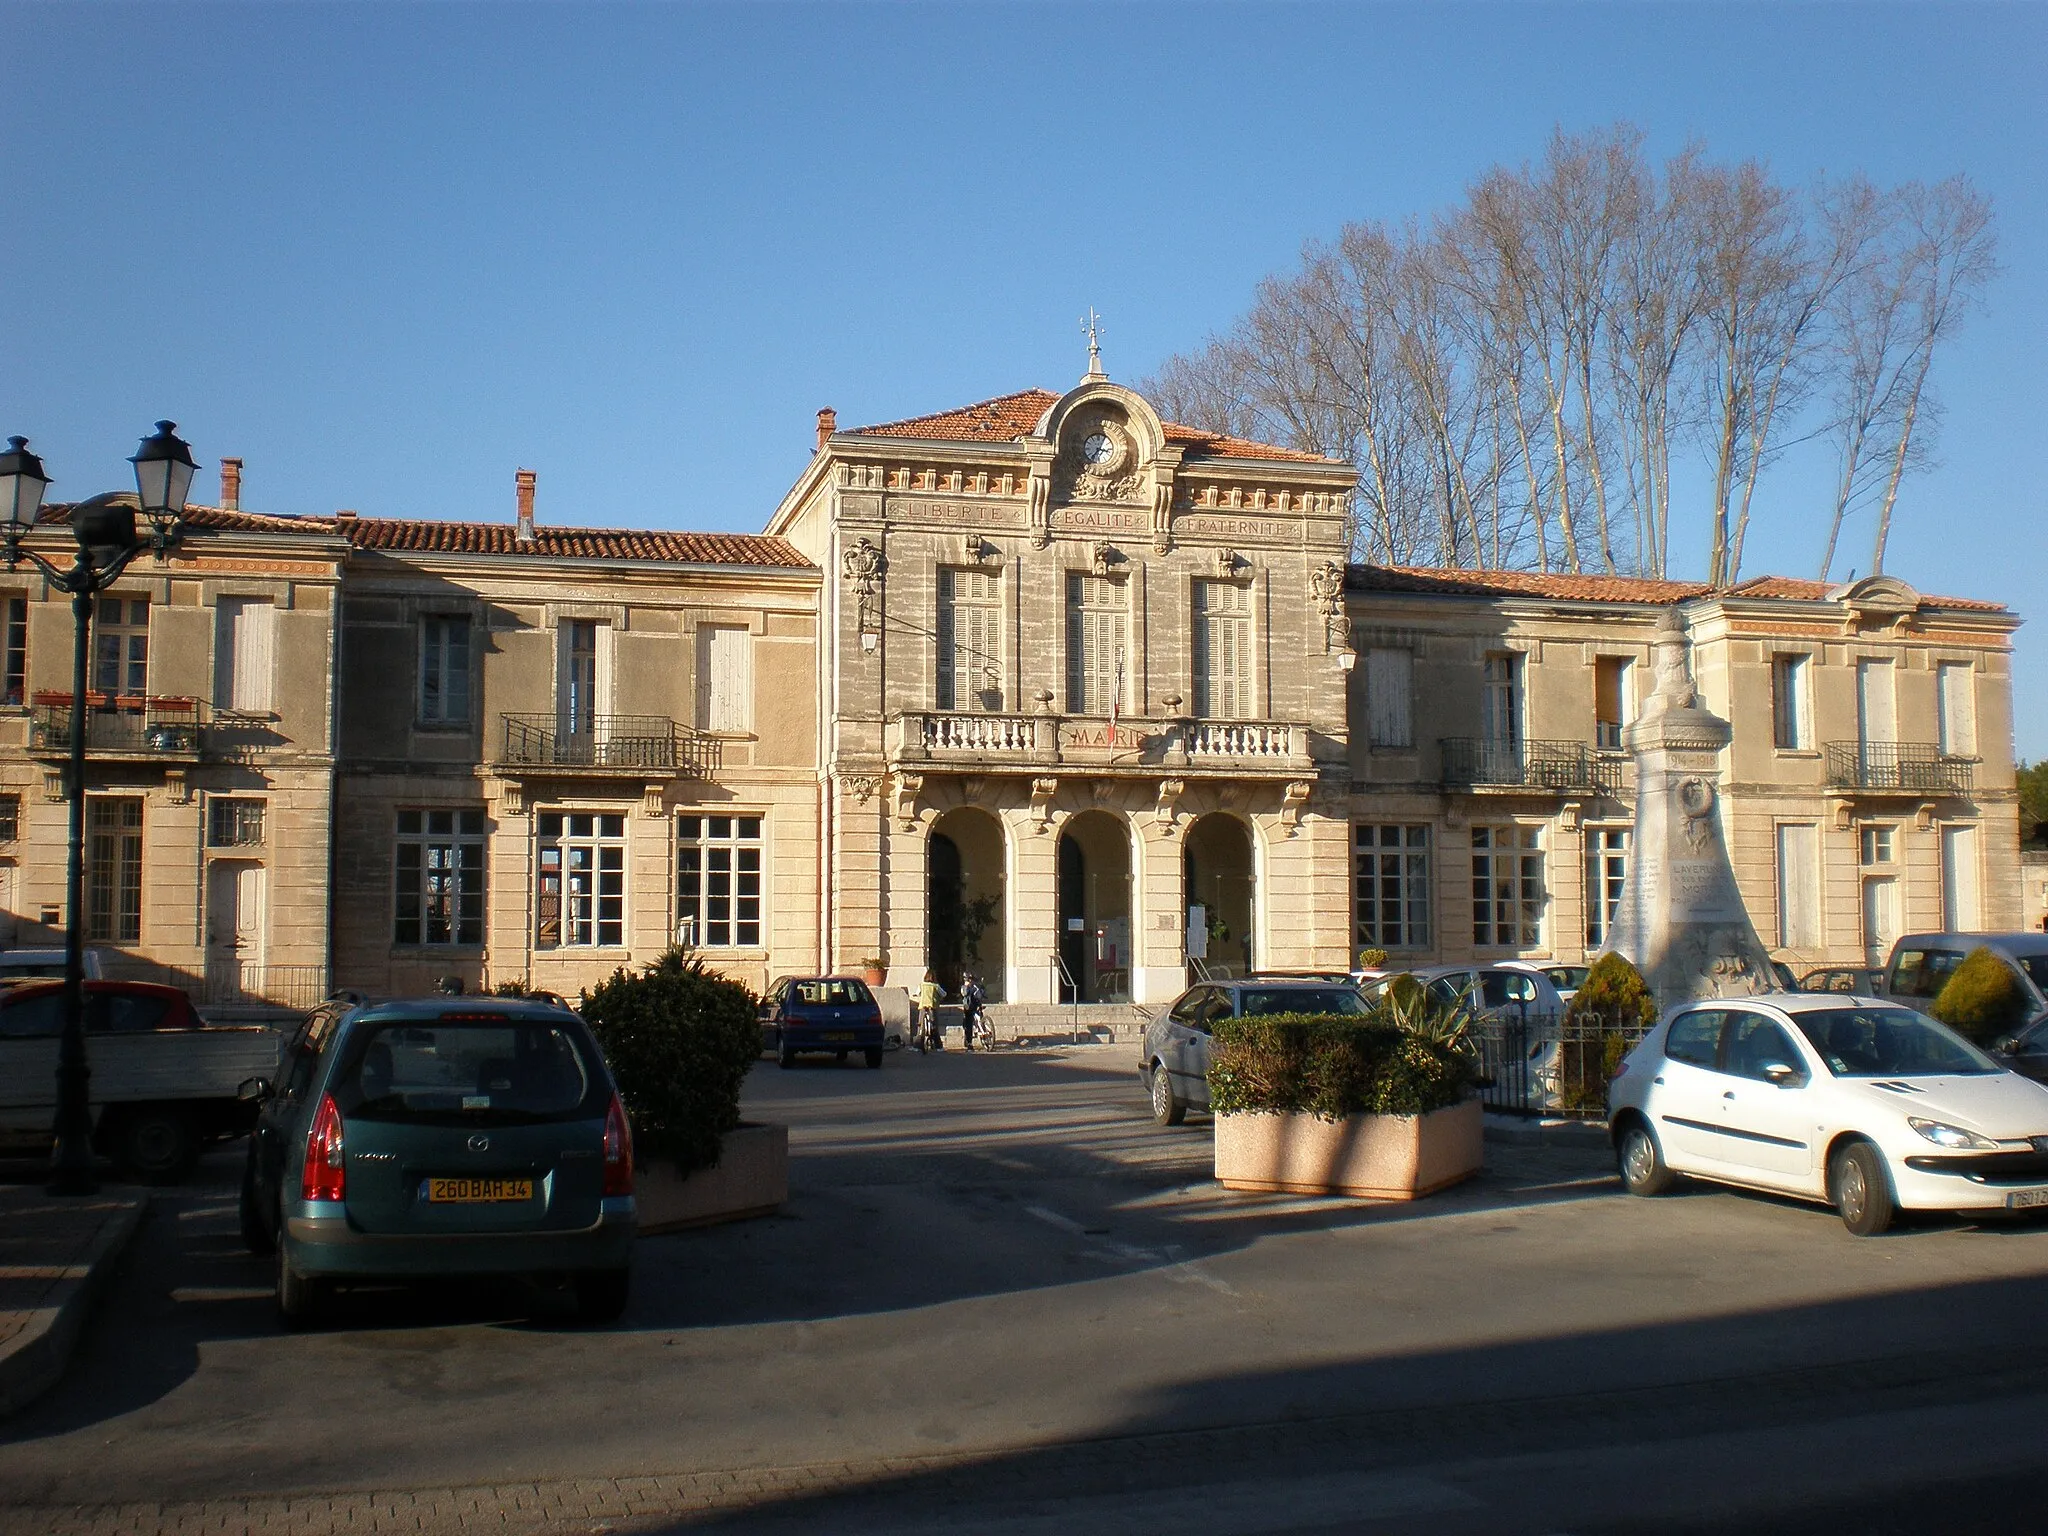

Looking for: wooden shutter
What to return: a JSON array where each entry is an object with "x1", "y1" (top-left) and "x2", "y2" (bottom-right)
[
  {"x1": 1937, "y1": 662, "x2": 1974, "y2": 756},
  {"x1": 707, "y1": 627, "x2": 750, "y2": 732},
  {"x1": 1365, "y1": 647, "x2": 1412, "y2": 748},
  {"x1": 936, "y1": 569, "x2": 958, "y2": 710}
]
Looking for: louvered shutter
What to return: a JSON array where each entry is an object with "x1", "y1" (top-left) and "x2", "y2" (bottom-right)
[
  {"x1": 1366, "y1": 647, "x2": 1412, "y2": 748},
  {"x1": 936, "y1": 568, "x2": 958, "y2": 710}
]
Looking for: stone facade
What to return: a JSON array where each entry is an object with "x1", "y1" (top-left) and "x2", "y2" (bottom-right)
[{"x1": 0, "y1": 377, "x2": 2024, "y2": 1009}]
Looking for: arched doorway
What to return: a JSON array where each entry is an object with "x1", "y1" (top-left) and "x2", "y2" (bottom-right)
[
  {"x1": 926, "y1": 808, "x2": 1007, "y2": 1000},
  {"x1": 1056, "y1": 810, "x2": 1132, "y2": 1002},
  {"x1": 1184, "y1": 813, "x2": 1255, "y2": 979}
]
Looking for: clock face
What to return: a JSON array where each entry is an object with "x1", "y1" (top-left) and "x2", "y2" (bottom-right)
[{"x1": 1082, "y1": 432, "x2": 1114, "y2": 466}]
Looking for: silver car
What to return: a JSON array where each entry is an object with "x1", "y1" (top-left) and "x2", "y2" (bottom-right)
[{"x1": 1139, "y1": 978, "x2": 1371, "y2": 1125}]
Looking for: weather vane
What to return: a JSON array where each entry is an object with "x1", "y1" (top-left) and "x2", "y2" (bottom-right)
[{"x1": 1081, "y1": 308, "x2": 1105, "y2": 379}]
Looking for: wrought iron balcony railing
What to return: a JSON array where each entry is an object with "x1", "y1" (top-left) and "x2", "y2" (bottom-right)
[
  {"x1": 29, "y1": 694, "x2": 206, "y2": 756},
  {"x1": 1824, "y1": 741, "x2": 1974, "y2": 795},
  {"x1": 496, "y1": 713, "x2": 718, "y2": 776},
  {"x1": 1440, "y1": 737, "x2": 1624, "y2": 795}
]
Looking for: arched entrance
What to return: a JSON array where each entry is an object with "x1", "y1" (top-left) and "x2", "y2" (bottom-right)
[
  {"x1": 1184, "y1": 813, "x2": 1255, "y2": 979},
  {"x1": 926, "y1": 807, "x2": 1007, "y2": 1000},
  {"x1": 1056, "y1": 810, "x2": 1132, "y2": 1003}
]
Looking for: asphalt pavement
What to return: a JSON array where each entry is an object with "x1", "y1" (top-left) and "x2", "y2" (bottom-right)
[{"x1": 5, "y1": 1044, "x2": 2048, "y2": 1533}]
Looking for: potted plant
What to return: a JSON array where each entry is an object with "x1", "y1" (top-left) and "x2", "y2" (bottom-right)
[
  {"x1": 858, "y1": 957, "x2": 887, "y2": 986},
  {"x1": 579, "y1": 949, "x2": 787, "y2": 1233},
  {"x1": 1207, "y1": 994, "x2": 1483, "y2": 1199}
]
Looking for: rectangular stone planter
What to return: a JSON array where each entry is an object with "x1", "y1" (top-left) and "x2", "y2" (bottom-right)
[
  {"x1": 632, "y1": 1121, "x2": 789, "y2": 1234},
  {"x1": 1214, "y1": 1098, "x2": 1483, "y2": 1199}
]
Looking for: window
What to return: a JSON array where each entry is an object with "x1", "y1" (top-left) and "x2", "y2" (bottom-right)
[
  {"x1": 1859, "y1": 824, "x2": 1895, "y2": 866},
  {"x1": 93, "y1": 598, "x2": 148, "y2": 696},
  {"x1": 1471, "y1": 825, "x2": 1543, "y2": 947},
  {"x1": 1584, "y1": 826, "x2": 1630, "y2": 947},
  {"x1": 214, "y1": 597, "x2": 275, "y2": 712},
  {"x1": 86, "y1": 796, "x2": 143, "y2": 943},
  {"x1": 1889, "y1": 948, "x2": 1965, "y2": 1000},
  {"x1": 1771, "y1": 654, "x2": 1809, "y2": 750},
  {"x1": 1364, "y1": 647, "x2": 1413, "y2": 750},
  {"x1": 677, "y1": 814, "x2": 763, "y2": 948},
  {"x1": 1065, "y1": 573, "x2": 1125, "y2": 716},
  {"x1": 3, "y1": 596, "x2": 23, "y2": 706},
  {"x1": 1937, "y1": 662, "x2": 1976, "y2": 757},
  {"x1": 1354, "y1": 824, "x2": 1431, "y2": 949},
  {"x1": 0, "y1": 792, "x2": 16, "y2": 843},
  {"x1": 1776, "y1": 823, "x2": 1821, "y2": 949},
  {"x1": 418, "y1": 615, "x2": 472, "y2": 726},
  {"x1": 1594, "y1": 657, "x2": 1632, "y2": 751},
  {"x1": 560, "y1": 620, "x2": 602, "y2": 735},
  {"x1": 697, "y1": 626, "x2": 751, "y2": 733},
  {"x1": 395, "y1": 809, "x2": 486, "y2": 946},
  {"x1": 936, "y1": 567, "x2": 1001, "y2": 712},
  {"x1": 1724, "y1": 1014, "x2": 1804, "y2": 1082},
  {"x1": 536, "y1": 811, "x2": 625, "y2": 948},
  {"x1": 208, "y1": 797, "x2": 265, "y2": 848},
  {"x1": 1481, "y1": 653, "x2": 1522, "y2": 747},
  {"x1": 1664, "y1": 1010, "x2": 1723, "y2": 1069},
  {"x1": 1192, "y1": 580, "x2": 1250, "y2": 719}
]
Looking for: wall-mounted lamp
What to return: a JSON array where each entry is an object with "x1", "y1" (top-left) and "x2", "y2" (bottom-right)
[
  {"x1": 861, "y1": 629, "x2": 879, "y2": 654},
  {"x1": 1338, "y1": 648, "x2": 1357, "y2": 672}
]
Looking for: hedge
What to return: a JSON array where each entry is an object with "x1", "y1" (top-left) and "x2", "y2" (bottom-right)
[
  {"x1": 578, "y1": 949, "x2": 761, "y2": 1173},
  {"x1": 1931, "y1": 946, "x2": 2032, "y2": 1044},
  {"x1": 1207, "y1": 1012, "x2": 1477, "y2": 1121}
]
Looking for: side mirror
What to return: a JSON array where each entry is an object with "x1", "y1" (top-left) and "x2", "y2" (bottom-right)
[
  {"x1": 237, "y1": 1076, "x2": 272, "y2": 1102},
  {"x1": 1761, "y1": 1062, "x2": 1801, "y2": 1086}
]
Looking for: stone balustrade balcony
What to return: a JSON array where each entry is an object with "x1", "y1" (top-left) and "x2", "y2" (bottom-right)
[{"x1": 890, "y1": 710, "x2": 1313, "y2": 777}]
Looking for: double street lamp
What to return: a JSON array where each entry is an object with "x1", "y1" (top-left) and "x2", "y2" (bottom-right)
[{"x1": 0, "y1": 424, "x2": 198, "y2": 1195}]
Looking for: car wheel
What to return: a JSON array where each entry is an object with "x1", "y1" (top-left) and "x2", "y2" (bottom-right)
[
  {"x1": 1149, "y1": 1061, "x2": 1186, "y2": 1126},
  {"x1": 275, "y1": 1243, "x2": 328, "y2": 1329},
  {"x1": 865, "y1": 1047, "x2": 884, "y2": 1069},
  {"x1": 1616, "y1": 1120, "x2": 1675, "y2": 1197},
  {"x1": 114, "y1": 1106, "x2": 199, "y2": 1185},
  {"x1": 1831, "y1": 1140, "x2": 1897, "y2": 1237},
  {"x1": 779, "y1": 1047, "x2": 797, "y2": 1069},
  {"x1": 574, "y1": 1267, "x2": 630, "y2": 1324},
  {"x1": 239, "y1": 1151, "x2": 276, "y2": 1256}
]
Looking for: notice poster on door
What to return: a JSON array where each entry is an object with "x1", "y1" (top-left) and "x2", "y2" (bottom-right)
[{"x1": 1186, "y1": 904, "x2": 1208, "y2": 961}]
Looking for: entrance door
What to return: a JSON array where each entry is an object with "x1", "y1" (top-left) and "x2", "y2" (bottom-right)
[
  {"x1": 1941, "y1": 824, "x2": 1980, "y2": 931},
  {"x1": 1861, "y1": 875, "x2": 1899, "y2": 970},
  {"x1": 208, "y1": 861, "x2": 266, "y2": 1001}
]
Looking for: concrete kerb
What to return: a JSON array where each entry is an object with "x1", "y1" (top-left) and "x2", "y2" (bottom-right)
[
  {"x1": 1481, "y1": 1112, "x2": 1611, "y2": 1148},
  {"x1": 0, "y1": 1194, "x2": 150, "y2": 1417}
]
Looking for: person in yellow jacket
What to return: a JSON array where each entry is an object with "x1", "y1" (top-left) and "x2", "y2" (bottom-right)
[{"x1": 914, "y1": 971, "x2": 945, "y2": 1051}]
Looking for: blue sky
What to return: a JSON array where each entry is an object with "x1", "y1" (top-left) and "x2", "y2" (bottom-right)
[{"x1": 4, "y1": 2, "x2": 2043, "y2": 755}]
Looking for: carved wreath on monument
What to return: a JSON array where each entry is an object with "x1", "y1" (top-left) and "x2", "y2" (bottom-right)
[{"x1": 1677, "y1": 776, "x2": 1716, "y2": 854}]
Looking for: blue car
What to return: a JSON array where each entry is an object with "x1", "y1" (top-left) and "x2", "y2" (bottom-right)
[
  {"x1": 238, "y1": 995, "x2": 636, "y2": 1327},
  {"x1": 763, "y1": 976, "x2": 886, "y2": 1068}
]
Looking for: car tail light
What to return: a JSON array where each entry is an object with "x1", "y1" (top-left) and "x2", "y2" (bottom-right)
[
  {"x1": 602, "y1": 1093, "x2": 634, "y2": 1197},
  {"x1": 1611, "y1": 1059, "x2": 1630, "y2": 1080},
  {"x1": 301, "y1": 1093, "x2": 346, "y2": 1202}
]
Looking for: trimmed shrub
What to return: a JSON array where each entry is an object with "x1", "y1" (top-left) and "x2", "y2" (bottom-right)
[
  {"x1": 1208, "y1": 1012, "x2": 1477, "y2": 1121},
  {"x1": 579, "y1": 949, "x2": 761, "y2": 1174},
  {"x1": 1931, "y1": 946, "x2": 2031, "y2": 1044},
  {"x1": 1356, "y1": 947, "x2": 1390, "y2": 971},
  {"x1": 1560, "y1": 955, "x2": 1658, "y2": 1112}
]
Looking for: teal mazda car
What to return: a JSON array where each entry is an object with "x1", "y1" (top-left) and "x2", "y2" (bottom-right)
[{"x1": 238, "y1": 995, "x2": 635, "y2": 1327}]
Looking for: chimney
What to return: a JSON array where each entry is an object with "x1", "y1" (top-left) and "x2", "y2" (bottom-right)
[
  {"x1": 219, "y1": 457, "x2": 242, "y2": 511},
  {"x1": 334, "y1": 508, "x2": 358, "y2": 524},
  {"x1": 815, "y1": 408, "x2": 837, "y2": 452},
  {"x1": 515, "y1": 469, "x2": 537, "y2": 544}
]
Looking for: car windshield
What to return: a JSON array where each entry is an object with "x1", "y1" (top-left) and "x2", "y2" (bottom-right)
[
  {"x1": 792, "y1": 979, "x2": 873, "y2": 1006},
  {"x1": 338, "y1": 1018, "x2": 596, "y2": 1124},
  {"x1": 1237, "y1": 987, "x2": 1367, "y2": 1017},
  {"x1": 1791, "y1": 1006, "x2": 1999, "y2": 1078},
  {"x1": 1545, "y1": 967, "x2": 1588, "y2": 991}
]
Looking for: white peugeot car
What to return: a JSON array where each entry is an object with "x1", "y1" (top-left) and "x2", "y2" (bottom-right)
[{"x1": 1608, "y1": 992, "x2": 2048, "y2": 1235}]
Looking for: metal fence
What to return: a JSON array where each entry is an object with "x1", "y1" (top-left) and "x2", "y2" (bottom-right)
[
  {"x1": 1439, "y1": 738, "x2": 1624, "y2": 795},
  {"x1": 101, "y1": 958, "x2": 332, "y2": 1014},
  {"x1": 1468, "y1": 1008, "x2": 1649, "y2": 1120}
]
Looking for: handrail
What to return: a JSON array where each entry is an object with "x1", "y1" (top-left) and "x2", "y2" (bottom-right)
[{"x1": 1051, "y1": 952, "x2": 1082, "y2": 1043}]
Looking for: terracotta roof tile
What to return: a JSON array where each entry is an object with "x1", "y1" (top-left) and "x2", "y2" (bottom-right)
[
  {"x1": 1350, "y1": 563, "x2": 2008, "y2": 612},
  {"x1": 845, "y1": 388, "x2": 1343, "y2": 465},
  {"x1": 38, "y1": 502, "x2": 812, "y2": 569}
]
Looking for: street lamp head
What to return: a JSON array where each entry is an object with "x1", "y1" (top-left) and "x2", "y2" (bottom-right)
[
  {"x1": 0, "y1": 436, "x2": 50, "y2": 540},
  {"x1": 129, "y1": 420, "x2": 197, "y2": 532}
]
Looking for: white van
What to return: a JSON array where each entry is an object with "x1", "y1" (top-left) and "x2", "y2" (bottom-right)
[
  {"x1": 0, "y1": 947, "x2": 106, "y2": 984},
  {"x1": 1883, "y1": 933, "x2": 2048, "y2": 1031}
]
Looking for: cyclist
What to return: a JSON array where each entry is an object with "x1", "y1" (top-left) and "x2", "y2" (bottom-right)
[
  {"x1": 960, "y1": 973, "x2": 987, "y2": 1050},
  {"x1": 913, "y1": 970, "x2": 944, "y2": 1052}
]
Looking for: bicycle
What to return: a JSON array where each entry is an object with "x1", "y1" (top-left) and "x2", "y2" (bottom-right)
[{"x1": 967, "y1": 1005, "x2": 995, "y2": 1050}]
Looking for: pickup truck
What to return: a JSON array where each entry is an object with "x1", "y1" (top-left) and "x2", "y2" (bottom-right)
[{"x1": 0, "y1": 981, "x2": 281, "y2": 1182}]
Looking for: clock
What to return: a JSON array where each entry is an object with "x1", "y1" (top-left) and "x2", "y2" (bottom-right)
[{"x1": 1082, "y1": 432, "x2": 1114, "y2": 466}]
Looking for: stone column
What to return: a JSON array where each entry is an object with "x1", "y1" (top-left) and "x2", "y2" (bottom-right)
[{"x1": 1602, "y1": 611, "x2": 1775, "y2": 1011}]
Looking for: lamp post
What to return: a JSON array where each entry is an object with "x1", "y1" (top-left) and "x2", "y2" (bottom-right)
[{"x1": 0, "y1": 424, "x2": 196, "y2": 1195}]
